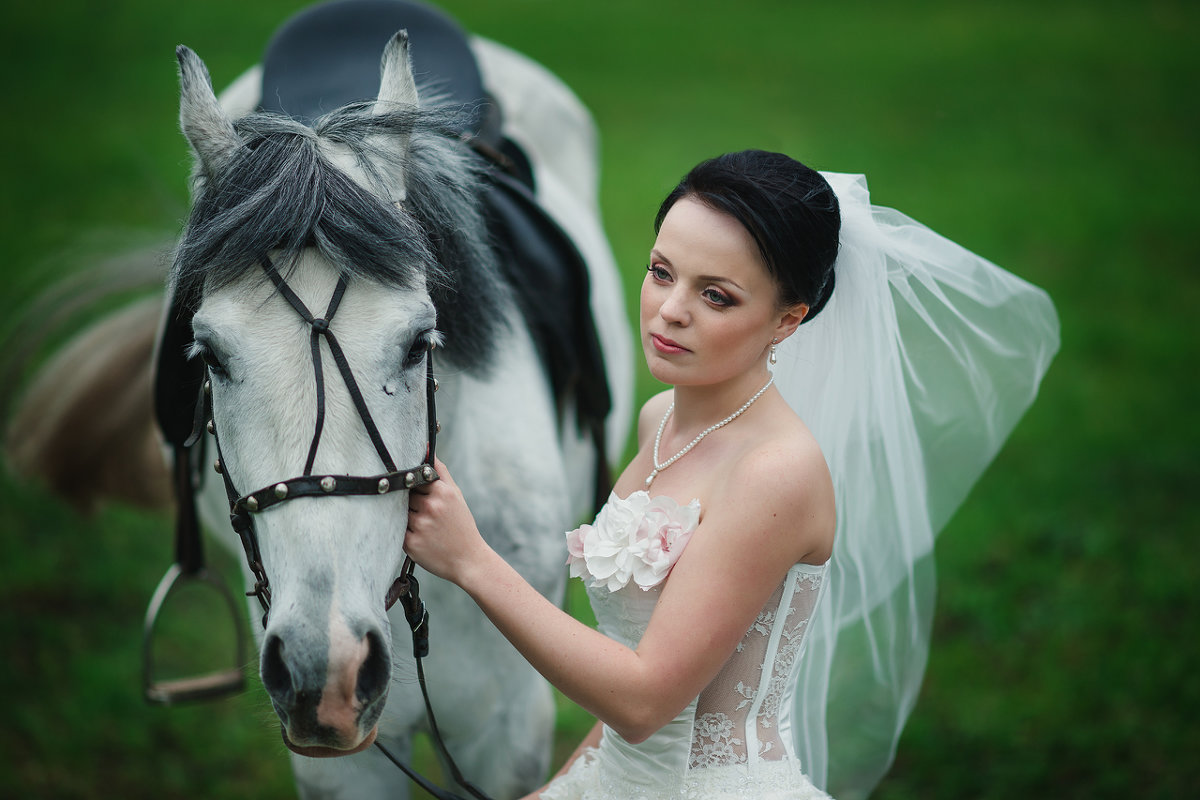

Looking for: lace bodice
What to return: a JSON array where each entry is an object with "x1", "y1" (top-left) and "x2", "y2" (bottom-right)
[
  {"x1": 688, "y1": 562, "x2": 826, "y2": 769},
  {"x1": 548, "y1": 491, "x2": 830, "y2": 798}
]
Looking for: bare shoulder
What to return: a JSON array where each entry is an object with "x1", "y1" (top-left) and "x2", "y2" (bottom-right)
[{"x1": 707, "y1": 418, "x2": 835, "y2": 565}]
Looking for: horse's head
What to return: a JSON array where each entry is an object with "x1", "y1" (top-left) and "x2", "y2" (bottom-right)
[{"x1": 172, "y1": 36, "x2": 506, "y2": 755}]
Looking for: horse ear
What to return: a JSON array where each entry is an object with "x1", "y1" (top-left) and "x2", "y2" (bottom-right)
[
  {"x1": 376, "y1": 31, "x2": 420, "y2": 111},
  {"x1": 176, "y1": 45, "x2": 244, "y2": 178},
  {"x1": 374, "y1": 32, "x2": 417, "y2": 201}
]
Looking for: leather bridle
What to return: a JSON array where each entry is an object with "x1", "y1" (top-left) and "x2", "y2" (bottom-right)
[
  {"x1": 194, "y1": 255, "x2": 493, "y2": 800},
  {"x1": 202, "y1": 255, "x2": 439, "y2": 627}
]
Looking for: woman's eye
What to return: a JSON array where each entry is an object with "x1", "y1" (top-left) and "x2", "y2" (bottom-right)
[
  {"x1": 703, "y1": 288, "x2": 732, "y2": 307},
  {"x1": 647, "y1": 263, "x2": 670, "y2": 281}
]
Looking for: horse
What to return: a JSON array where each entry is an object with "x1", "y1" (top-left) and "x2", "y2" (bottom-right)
[{"x1": 6, "y1": 3, "x2": 632, "y2": 798}]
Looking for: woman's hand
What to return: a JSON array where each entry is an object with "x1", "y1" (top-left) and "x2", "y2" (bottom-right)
[{"x1": 403, "y1": 456, "x2": 490, "y2": 587}]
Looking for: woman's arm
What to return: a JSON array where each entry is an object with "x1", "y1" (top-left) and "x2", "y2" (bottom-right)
[
  {"x1": 405, "y1": 470, "x2": 662, "y2": 740},
  {"x1": 404, "y1": 444, "x2": 832, "y2": 743}
]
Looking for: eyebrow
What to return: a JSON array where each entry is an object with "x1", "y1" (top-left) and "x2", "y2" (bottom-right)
[
  {"x1": 650, "y1": 249, "x2": 746, "y2": 292},
  {"x1": 699, "y1": 274, "x2": 745, "y2": 292}
]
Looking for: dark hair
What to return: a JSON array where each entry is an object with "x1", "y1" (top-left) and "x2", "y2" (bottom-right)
[{"x1": 654, "y1": 150, "x2": 840, "y2": 323}]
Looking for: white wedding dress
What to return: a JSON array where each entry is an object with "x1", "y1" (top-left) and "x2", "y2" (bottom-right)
[
  {"x1": 543, "y1": 491, "x2": 832, "y2": 800},
  {"x1": 544, "y1": 171, "x2": 1060, "y2": 798}
]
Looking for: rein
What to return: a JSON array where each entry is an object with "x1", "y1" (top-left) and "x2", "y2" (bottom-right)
[{"x1": 169, "y1": 255, "x2": 494, "y2": 800}]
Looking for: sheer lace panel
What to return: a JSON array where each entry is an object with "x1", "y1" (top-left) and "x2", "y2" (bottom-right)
[{"x1": 688, "y1": 563, "x2": 827, "y2": 770}]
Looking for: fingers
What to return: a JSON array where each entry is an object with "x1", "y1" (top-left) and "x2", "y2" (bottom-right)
[
  {"x1": 409, "y1": 456, "x2": 450, "y2": 499},
  {"x1": 429, "y1": 455, "x2": 452, "y2": 488},
  {"x1": 405, "y1": 458, "x2": 453, "y2": 532}
]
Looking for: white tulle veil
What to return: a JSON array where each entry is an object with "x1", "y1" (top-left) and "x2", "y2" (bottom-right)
[{"x1": 777, "y1": 173, "x2": 1060, "y2": 798}]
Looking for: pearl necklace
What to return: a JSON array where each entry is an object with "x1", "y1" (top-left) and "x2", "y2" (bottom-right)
[{"x1": 645, "y1": 376, "x2": 775, "y2": 488}]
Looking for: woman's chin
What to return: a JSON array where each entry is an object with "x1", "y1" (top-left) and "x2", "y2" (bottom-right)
[{"x1": 644, "y1": 351, "x2": 686, "y2": 383}]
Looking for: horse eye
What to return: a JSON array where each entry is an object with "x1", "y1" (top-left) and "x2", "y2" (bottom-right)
[
  {"x1": 196, "y1": 344, "x2": 228, "y2": 378},
  {"x1": 403, "y1": 337, "x2": 428, "y2": 368}
]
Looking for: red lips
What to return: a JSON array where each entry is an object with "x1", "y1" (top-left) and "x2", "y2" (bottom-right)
[{"x1": 650, "y1": 333, "x2": 689, "y2": 354}]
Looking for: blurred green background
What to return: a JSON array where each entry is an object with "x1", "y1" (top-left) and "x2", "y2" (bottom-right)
[{"x1": 1, "y1": 1, "x2": 1196, "y2": 798}]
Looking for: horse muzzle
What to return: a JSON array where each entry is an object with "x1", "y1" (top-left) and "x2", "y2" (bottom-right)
[
  {"x1": 261, "y1": 624, "x2": 391, "y2": 757},
  {"x1": 281, "y1": 724, "x2": 379, "y2": 758}
]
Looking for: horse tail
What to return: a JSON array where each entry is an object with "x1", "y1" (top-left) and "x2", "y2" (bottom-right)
[{"x1": 2, "y1": 245, "x2": 171, "y2": 513}]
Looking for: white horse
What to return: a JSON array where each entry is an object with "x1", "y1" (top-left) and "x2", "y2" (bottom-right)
[{"x1": 9, "y1": 14, "x2": 631, "y2": 800}]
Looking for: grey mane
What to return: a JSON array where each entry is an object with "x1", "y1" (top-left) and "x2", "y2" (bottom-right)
[{"x1": 171, "y1": 102, "x2": 508, "y2": 368}]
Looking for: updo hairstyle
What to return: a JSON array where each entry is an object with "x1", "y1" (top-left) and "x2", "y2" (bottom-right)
[{"x1": 654, "y1": 150, "x2": 840, "y2": 323}]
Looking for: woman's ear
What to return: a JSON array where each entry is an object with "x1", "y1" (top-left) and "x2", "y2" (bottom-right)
[{"x1": 774, "y1": 303, "x2": 809, "y2": 343}]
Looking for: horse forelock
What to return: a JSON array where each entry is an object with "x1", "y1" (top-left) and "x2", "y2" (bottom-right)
[{"x1": 171, "y1": 102, "x2": 509, "y2": 370}]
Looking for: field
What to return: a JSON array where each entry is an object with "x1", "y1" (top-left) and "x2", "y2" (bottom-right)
[{"x1": 1, "y1": 1, "x2": 1197, "y2": 798}]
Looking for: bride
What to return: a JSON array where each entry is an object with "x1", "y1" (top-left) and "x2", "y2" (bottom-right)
[{"x1": 403, "y1": 150, "x2": 1058, "y2": 799}]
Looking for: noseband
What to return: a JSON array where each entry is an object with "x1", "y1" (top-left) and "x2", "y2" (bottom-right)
[{"x1": 200, "y1": 255, "x2": 439, "y2": 633}]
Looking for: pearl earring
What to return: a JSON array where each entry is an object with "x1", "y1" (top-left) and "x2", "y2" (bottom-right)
[{"x1": 769, "y1": 338, "x2": 779, "y2": 365}]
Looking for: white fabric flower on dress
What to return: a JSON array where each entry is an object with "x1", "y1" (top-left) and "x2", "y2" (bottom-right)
[{"x1": 565, "y1": 491, "x2": 700, "y2": 591}]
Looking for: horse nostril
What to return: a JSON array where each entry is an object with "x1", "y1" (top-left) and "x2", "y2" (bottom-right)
[
  {"x1": 261, "y1": 633, "x2": 294, "y2": 705},
  {"x1": 356, "y1": 630, "x2": 390, "y2": 706}
]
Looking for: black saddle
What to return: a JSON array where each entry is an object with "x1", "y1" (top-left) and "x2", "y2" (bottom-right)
[{"x1": 260, "y1": 0, "x2": 499, "y2": 141}]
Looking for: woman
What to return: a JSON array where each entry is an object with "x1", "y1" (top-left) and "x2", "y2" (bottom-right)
[{"x1": 405, "y1": 150, "x2": 1059, "y2": 799}]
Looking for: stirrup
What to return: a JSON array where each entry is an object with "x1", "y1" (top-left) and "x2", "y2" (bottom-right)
[{"x1": 142, "y1": 563, "x2": 248, "y2": 705}]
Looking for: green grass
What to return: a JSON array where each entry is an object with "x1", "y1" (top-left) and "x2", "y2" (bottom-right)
[{"x1": 2, "y1": 1, "x2": 1197, "y2": 797}]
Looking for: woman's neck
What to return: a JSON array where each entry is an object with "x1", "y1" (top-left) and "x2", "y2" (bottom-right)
[{"x1": 666, "y1": 368, "x2": 775, "y2": 439}]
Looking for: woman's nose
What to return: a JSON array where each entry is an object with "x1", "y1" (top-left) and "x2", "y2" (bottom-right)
[{"x1": 659, "y1": 288, "x2": 688, "y2": 325}]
